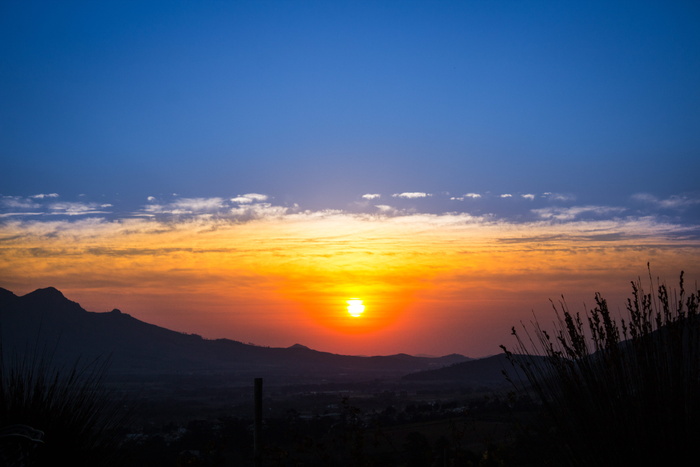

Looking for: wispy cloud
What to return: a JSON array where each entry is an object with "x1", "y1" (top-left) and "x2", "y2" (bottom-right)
[
  {"x1": 392, "y1": 192, "x2": 431, "y2": 199},
  {"x1": 230, "y1": 203, "x2": 290, "y2": 220},
  {"x1": 144, "y1": 197, "x2": 227, "y2": 215},
  {"x1": 532, "y1": 205, "x2": 626, "y2": 221},
  {"x1": 1, "y1": 196, "x2": 111, "y2": 217},
  {"x1": 48, "y1": 202, "x2": 113, "y2": 216},
  {"x1": 3, "y1": 206, "x2": 689, "y2": 248},
  {"x1": 30, "y1": 193, "x2": 59, "y2": 199},
  {"x1": 140, "y1": 195, "x2": 282, "y2": 219},
  {"x1": 173, "y1": 197, "x2": 226, "y2": 212},
  {"x1": 542, "y1": 192, "x2": 575, "y2": 202},
  {"x1": 632, "y1": 193, "x2": 700, "y2": 210},
  {"x1": 2, "y1": 191, "x2": 699, "y2": 230},
  {"x1": 450, "y1": 193, "x2": 482, "y2": 201},
  {"x1": 1, "y1": 196, "x2": 39, "y2": 210},
  {"x1": 373, "y1": 204, "x2": 402, "y2": 216}
]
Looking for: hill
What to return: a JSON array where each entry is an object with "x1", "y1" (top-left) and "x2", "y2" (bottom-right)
[
  {"x1": 402, "y1": 353, "x2": 548, "y2": 388},
  {"x1": 0, "y1": 287, "x2": 470, "y2": 383}
]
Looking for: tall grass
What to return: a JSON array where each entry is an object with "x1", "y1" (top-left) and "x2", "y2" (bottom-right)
[
  {"x1": 0, "y1": 346, "x2": 130, "y2": 466},
  {"x1": 502, "y1": 268, "x2": 700, "y2": 465}
]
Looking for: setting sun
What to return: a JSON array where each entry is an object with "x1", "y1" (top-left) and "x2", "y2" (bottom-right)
[{"x1": 347, "y1": 299, "x2": 365, "y2": 317}]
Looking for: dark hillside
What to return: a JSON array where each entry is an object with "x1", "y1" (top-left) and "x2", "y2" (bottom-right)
[
  {"x1": 0, "y1": 287, "x2": 469, "y2": 383},
  {"x1": 402, "y1": 353, "x2": 545, "y2": 387}
]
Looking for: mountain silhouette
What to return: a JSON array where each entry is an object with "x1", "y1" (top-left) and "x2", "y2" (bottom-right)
[
  {"x1": 402, "y1": 353, "x2": 543, "y2": 387},
  {"x1": 0, "y1": 287, "x2": 470, "y2": 383}
]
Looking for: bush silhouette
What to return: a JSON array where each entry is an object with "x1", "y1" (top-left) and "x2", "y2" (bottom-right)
[
  {"x1": 502, "y1": 268, "x2": 700, "y2": 466},
  {"x1": 0, "y1": 347, "x2": 130, "y2": 466}
]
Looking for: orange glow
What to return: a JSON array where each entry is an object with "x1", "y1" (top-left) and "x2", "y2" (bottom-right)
[{"x1": 1, "y1": 213, "x2": 699, "y2": 356}]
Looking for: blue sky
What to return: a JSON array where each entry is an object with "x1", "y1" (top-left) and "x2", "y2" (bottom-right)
[
  {"x1": 2, "y1": 0, "x2": 699, "y2": 212},
  {"x1": 2, "y1": 1, "x2": 700, "y2": 356}
]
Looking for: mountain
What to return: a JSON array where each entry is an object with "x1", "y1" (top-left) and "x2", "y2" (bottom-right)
[
  {"x1": 0, "y1": 287, "x2": 470, "y2": 383},
  {"x1": 402, "y1": 353, "x2": 548, "y2": 388}
]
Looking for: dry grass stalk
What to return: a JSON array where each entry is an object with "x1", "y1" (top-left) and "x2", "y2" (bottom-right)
[{"x1": 502, "y1": 267, "x2": 700, "y2": 465}]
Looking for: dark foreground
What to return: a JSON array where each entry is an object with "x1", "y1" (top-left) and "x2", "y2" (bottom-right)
[{"x1": 116, "y1": 377, "x2": 537, "y2": 467}]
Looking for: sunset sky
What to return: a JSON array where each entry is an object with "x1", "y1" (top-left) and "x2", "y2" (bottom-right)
[{"x1": 2, "y1": 1, "x2": 700, "y2": 357}]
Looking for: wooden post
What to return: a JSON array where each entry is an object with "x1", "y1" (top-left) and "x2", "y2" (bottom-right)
[{"x1": 253, "y1": 377, "x2": 263, "y2": 467}]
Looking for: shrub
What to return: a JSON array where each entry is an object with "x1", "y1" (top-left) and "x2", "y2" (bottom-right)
[
  {"x1": 0, "y1": 347, "x2": 130, "y2": 466},
  {"x1": 502, "y1": 268, "x2": 700, "y2": 466}
]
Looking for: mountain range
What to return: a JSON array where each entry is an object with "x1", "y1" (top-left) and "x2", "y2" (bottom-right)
[{"x1": 0, "y1": 287, "x2": 479, "y2": 384}]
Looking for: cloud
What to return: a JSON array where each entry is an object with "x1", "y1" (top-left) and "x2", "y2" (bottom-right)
[
  {"x1": 2, "y1": 198, "x2": 696, "y2": 301},
  {"x1": 542, "y1": 192, "x2": 575, "y2": 201},
  {"x1": 532, "y1": 205, "x2": 626, "y2": 221},
  {"x1": 1, "y1": 196, "x2": 39, "y2": 210},
  {"x1": 0, "y1": 212, "x2": 44, "y2": 219},
  {"x1": 374, "y1": 204, "x2": 400, "y2": 215},
  {"x1": 3, "y1": 203, "x2": 694, "y2": 261},
  {"x1": 144, "y1": 197, "x2": 227, "y2": 215},
  {"x1": 3, "y1": 190, "x2": 698, "y2": 232},
  {"x1": 173, "y1": 197, "x2": 226, "y2": 212},
  {"x1": 230, "y1": 203, "x2": 289, "y2": 220},
  {"x1": 0, "y1": 197, "x2": 112, "y2": 218},
  {"x1": 632, "y1": 193, "x2": 700, "y2": 210},
  {"x1": 392, "y1": 192, "x2": 431, "y2": 199},
  {"x1": 231, "y1": 193, "x2": 269, "y2": 204},
  {"x1": 48, "y1": 202, "x2": 113, "y2": 216},
  {"x1": 450, "y1": 193, "x2": 481, "y2": 201}
]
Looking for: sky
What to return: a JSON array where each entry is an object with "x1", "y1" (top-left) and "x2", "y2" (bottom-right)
[{"x1": 1, "y1": 0, "x2": 700, "y2": 357}]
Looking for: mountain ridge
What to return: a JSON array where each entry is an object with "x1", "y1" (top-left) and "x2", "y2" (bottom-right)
[{"x1": 0, "y1": 286, "x2": 472, "y2": 383}]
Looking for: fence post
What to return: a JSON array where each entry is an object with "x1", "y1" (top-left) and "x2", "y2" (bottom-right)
[{"x1": 254, "y1": 377, "x2": 263, "y2": 467}]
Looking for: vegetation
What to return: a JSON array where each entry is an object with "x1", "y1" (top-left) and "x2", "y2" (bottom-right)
[
  {"x1": 0, "y1": 347, "x2": 130, "y2": 466},
  {"x1": 502, "y1": 267, "x2": 700, "y2": 465}
]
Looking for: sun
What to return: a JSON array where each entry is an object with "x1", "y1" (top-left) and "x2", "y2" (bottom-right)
[{"x1": 346, "y1": 299, "x2": 365, "y2": 317}]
